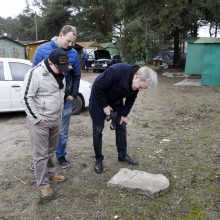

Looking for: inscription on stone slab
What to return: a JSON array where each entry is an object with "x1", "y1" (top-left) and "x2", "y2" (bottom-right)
[{"x1": 107, "y1": 168, "x2": 169, "y2": 198}]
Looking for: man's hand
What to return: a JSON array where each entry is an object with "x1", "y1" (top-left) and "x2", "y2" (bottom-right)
[
  {"x1": 120, "y1": 116, "x2": 128, "y2": 124},
  {"x1": 103, "y1": 105, "x2": 113, "y2": 116},
  {"x1": 67, "y1": 95, "x2": 75, "y2": 101}
]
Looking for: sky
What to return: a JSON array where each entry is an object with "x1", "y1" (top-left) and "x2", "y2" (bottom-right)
[{"x1": 0, "y1": 0, "x2": 31, "y2": 18}]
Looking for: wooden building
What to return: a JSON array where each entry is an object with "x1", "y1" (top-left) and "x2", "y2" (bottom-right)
[{"x1": 0, "y1": 36, "x2": 26, "y2": 59}]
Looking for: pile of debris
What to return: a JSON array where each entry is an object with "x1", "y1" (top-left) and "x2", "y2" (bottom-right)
[{"x1": 161, "y1": 71, "x2": 185, "y2": 78}]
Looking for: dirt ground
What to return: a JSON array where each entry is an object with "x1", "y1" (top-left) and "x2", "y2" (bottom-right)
[{"x1": 0, "y1": 69, "x2": 219, "y2": 220}]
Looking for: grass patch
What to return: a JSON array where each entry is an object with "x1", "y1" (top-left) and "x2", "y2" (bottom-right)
[{"x1": 0, "y1": 180, "x2": 13, "y2": 190}]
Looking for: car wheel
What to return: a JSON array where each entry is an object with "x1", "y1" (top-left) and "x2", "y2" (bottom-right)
[{"x1": 72, "y1": 95, "x2": 83, "y2": 115}]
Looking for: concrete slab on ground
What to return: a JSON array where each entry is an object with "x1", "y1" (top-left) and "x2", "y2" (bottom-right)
[
  {"x1": 107, "y1": 168, "x2": 169, "y2": 198},
  {"x1": 174, "y1": 79, "x2": 201, "y2": 86}
]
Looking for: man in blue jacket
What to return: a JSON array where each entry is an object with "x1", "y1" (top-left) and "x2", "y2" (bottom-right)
[
  {"x1": 31, "y1": 25, "x2": 81, "y2": 169},
  {"x1": 89, "y1": 64, "x2": 158, "y2": 173}
]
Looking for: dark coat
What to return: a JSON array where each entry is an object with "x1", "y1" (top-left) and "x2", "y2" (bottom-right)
[{"x1": 89, "y1": 63, "x2": 139, "y2": 126}]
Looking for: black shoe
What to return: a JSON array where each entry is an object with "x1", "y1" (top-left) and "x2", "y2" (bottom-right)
[
  {"x1": 57, "y1": 156, "x2": 71, "y2": 169},
  {"x1": 94, "y1": 160, "x2": 103, "y2": 173},
  {"x1": 118, "y1": 155, "x2": 139, "y2": 165}
]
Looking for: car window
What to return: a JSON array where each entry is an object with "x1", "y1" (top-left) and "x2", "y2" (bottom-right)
[
  {"x1": 9, "y1": 62, "x2": 31, "y2": 81},
  {"x1": 0, "y1": 62, "x2": 4, "y2": 81}
]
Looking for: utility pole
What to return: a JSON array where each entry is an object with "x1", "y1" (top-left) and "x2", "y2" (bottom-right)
[{"x1": 34, "y1": 12, "x2": 38, "y2": 41}]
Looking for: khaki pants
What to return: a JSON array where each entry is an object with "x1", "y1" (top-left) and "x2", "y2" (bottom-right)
[{"x1": 27, "y1": 117, "x2": 61, "y2": 188}]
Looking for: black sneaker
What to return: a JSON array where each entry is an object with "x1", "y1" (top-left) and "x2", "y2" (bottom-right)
[{"x1": 57, "y1": 156, "x2": 71, "y2": 169}]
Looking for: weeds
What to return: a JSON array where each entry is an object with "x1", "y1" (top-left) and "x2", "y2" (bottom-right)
[{"x1": 0, "y1": 180, "x2": 13, "y2": 190}]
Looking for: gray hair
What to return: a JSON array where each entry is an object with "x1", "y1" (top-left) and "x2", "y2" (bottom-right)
[
  {"x1": 60, "y1": 25, "x2": 77, "y2": 37},
  {"x1": 137, "y1": 66, "x2": 158, "y2": 89}
]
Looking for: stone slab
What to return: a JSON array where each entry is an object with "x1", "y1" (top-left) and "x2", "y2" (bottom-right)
[
  {"x1": 107, "y1": 168, "x2": 169, "y2": 198},
  {"x1": 174, "y1": 79, "x2": 201, "y2": 86}
]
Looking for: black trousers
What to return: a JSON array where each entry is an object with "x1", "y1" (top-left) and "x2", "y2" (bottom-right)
[{"x1": 92, "y1": 115, "x2": 127, "y2": 160}]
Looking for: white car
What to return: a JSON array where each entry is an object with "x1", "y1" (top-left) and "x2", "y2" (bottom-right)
[{"x1": 0, "y1": 58, "x2": 91, "y2": 115}]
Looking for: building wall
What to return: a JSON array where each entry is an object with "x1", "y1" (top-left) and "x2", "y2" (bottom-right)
[
  {"x1": 185, "y1": 43, "x2": 204, "y2": 75},
  {"x1": 0, "y1": 39, "x2": 25, "y2": 59},
  {"x1": 185, "y1": 41, "x2": 220, "y2": 86},
  {"x1": 202, "y1": 44, "x2": 220, "y2": 86},
  {"x1": 26, "y1": 44, "x2": 40, "y2": 61}
]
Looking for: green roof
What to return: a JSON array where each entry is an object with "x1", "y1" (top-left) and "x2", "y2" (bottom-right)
[{"x1": 187, "y1": 37, "x2": 220, "y2": 44}]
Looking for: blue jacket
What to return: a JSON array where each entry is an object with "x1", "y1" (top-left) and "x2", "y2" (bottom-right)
[
  {"x1": 32, "y1": 38, "x2": 81, "y2": 99},
  {"x1": 89, "y1": 63, "x2": 139, "y2": 126}
]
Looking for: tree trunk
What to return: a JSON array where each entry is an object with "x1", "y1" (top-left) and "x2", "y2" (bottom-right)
[
  {"x1": 209, "y1": 23, "x2": 213, "y2": 37},
  {"x1": 173, "y1": 27, "x2": 180, "y2": 68},
  {"x1": 192, "y1": 21, "x2": 198, "y2": 37},
  {"x1": 214, "y1": 22, "x2": 218, "y2": 37}
]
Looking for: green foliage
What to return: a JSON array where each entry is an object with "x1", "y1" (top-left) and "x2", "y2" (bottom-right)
[
  {"x1": 0, "y1": 1, "x2": 37, "y2": 40},
  {"x1": 41, "y1": 6, "x2": 71, "y2": 38},
  {"x1": 1, "y1": 0, "x2": 220, "y2": 64},
  {"x1": 35, "y1": 0, "x2": 72, "y2": 39},
  {"x1": 69, "y1": 0, "x2": 120, "y2": 42},
  {"x1": 120, "y1": 18, "x2": 147, "y2": 63},
  {"x1": 202, "y1": 0, "x2": 220, "y2": 37},
  {"x1": 117, "y1": 0, "x2": 162, "y2": 63}
]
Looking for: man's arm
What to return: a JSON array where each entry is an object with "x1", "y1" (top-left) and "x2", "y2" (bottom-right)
[
  {"x1": 69, "y1": 51, "x2": 81, "y2": 99},
  {"x1": 70, "y1": 74, "x2": 80, "y2": 99},
  {"x1": 92, "y1": 67, "x2": 116, "y2": 109},
  {"x1": 121, "y1": 91, "x2": 138, "y2": 117},
  {"x1": 22, "y1": 70, "x2": 42, "y2": 124}
]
